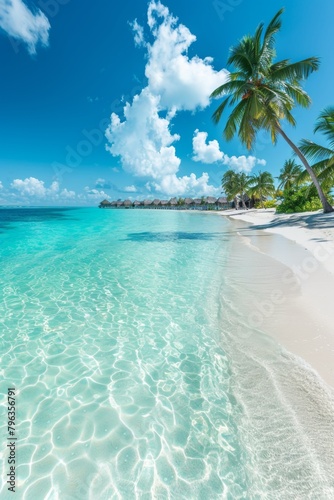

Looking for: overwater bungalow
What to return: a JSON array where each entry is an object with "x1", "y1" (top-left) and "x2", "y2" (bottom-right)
[
  {"x1": 152, "y1": 199, "x2": 161, "y2": 208},
  {"x1": 99, "y1": 199, "x2": 111, "y2": 208},
  {"x1": 123, "y1": 199, "x2": 133, "y2": 208},
  {"x1": 99, "y1": 196, "x2": 233, "y2": 210},
  {"x1": 216, "y1": 197, "x2": 231, "y2": 209},
  {"x1": 184, "y1": 198, "x2": 194, "y2": 207}
]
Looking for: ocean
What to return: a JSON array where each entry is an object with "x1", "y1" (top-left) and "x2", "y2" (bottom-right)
[{"x1": 0, "y1": 207, "x2": 333, "y2": 499}]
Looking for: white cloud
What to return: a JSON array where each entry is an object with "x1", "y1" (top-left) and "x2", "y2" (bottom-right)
[
  {"x1": 151, "y1": 172, "x2": 221, "y2": 197},
  {"x1": 192, "y1": 129, "x2": 267, "y2": 173},
  {"x1": 145, "y1": 2, "x2": 228, "y2": 111},
  {"x1": 0, "y1": 0, "x2": 50, "y2": 55},
  {"x1": 60, "y1": 188, "x2": 76, "y2": 199},
  {"x1": 95, "y1": 178, "x2": 112, "y2": 189},
  {"x1": 131, "y1": 19, "x2": 145, "y2": 46},
  {"x1": 124, "y1": 185, "x2": 137, "y2": 192},
  {"x1": 106, "y1": 1, "x2": 225, "y2": 198},
  {"x1": 223, "y1": 154, "x2": 267, "y2": 173},
  {"x1": 9, "y1": 177, "x2": 79, "y2": 203},
  {"x1": 192, "y1": 130, "x2": 223, "y2": 163},
  {"x1": 83, "y1": 187, "x2": 110, "y2": 200},
  {"x1": 106, "y1": 89, "x2": 181, "y2": 180},
  {"x1": 11, "y1": 177, "x2": 49, "y2": 197}
]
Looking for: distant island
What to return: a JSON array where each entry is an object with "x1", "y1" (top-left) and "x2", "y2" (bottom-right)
[{"x1": 99, "y1": 196, "x2": 253, "y2": 210}]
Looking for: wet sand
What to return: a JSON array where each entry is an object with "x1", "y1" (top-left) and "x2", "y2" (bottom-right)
[{"x1": 224, "y1": 213, "x2": 334, "y2": 389}]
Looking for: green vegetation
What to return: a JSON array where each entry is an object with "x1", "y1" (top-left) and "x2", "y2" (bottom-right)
[
  {"x1": 211, "y1": 8, "x2": 333, "y2": 213},
  {"x1": 255, "y1": 199, "x2": 278, "y2": 209},
  {"x1": 299, "y1": 107, "x2": 334, "y2": 192},
  {"x1": 248, "y1": 171, "x2": 275, "y2": 207},
  {"x1": 222, "y1": 170, "x2": 252, "y2": 209},
  {"x1": 221, "y1": 169, "x2": 275, "y2": 208},
  {"x1": 276, "y1": 185, "x2": 333, "y2": 214},
  {"x1": 277, "y1": 159, "x2": 303, "y2": 190}
]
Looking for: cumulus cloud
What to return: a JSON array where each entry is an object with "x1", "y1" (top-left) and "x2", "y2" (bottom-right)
[
  {"x1": 8, "y1": 177, "x2": 78, "y2": 204},
  {"x1": 145, "y1": 3, "x2": 228, "y2": 112},
  {"x1": 105, "y1": 1, "x2": 225, "y2": 197},
  {"x1": 223, "y1": 155, "x2": 265, "y2": 173},
  {"x1": 192, "y1": 130, "x2": 266, "y2": 173},
  {"x1": 0, "y1": 0, "x2": 50, "y2": 55},
  {"x1": 150, "y1": 172, "x2": 221, "y2": 197},
  {"x1": 83, "y1": 187, "x2": 111, "y2": 200},
  {"x1": 192, "y1": 130, "x2": 223, "y2": 163},
  {"x1": 60, "y1": 188, "x2": 76, "y2": 199},
  {"x1": 11, "y1": 177, "x2": 54, "y2": 197},
  {"x1": 124, "y1": 185, "x2": 137, "y2": 192},
  {"x1": 106, "y1": 89, "x2": 181, "y2": 180}
]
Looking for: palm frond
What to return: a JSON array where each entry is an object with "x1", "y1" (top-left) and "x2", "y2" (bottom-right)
[
  {"x1": 223, "y1": 99, "x2": 249, "y2": 141},
  {"x1": 299, "y1": 139, "x2": 333, "y2": 162},
  {"x1": 271, "y1": 57, "x2": 320, "y2": 82},
  {"x1": 261, "y1": 8, "x2": 284, "y2": 52},
  {"x1": 212, "y1": 97, "x2": 231, "y2": 124}
]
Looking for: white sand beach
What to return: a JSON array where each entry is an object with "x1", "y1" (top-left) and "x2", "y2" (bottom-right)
[{"x1": 220, "y1": 208, "x2": 334, "y2": 389}]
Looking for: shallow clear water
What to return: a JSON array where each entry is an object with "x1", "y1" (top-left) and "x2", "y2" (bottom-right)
[{"x1": 0, "y1": 208, "x2": 333, "y2": 499}]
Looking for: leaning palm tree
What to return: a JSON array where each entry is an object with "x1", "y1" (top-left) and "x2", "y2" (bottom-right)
[
  {"x1": 211, "y1": 9, "x2": 333, "y2": 213},
  {"x1": 299, "y1": 107, "x2": 334, "y2": 191},
  {"x1": 249, "y1": 171, "x2": 275, "y2": 207},
  {"x1": 277, "y1": 159, "x2": 303, "y2": 190}
]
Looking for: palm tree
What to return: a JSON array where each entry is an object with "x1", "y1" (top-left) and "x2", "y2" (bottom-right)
[
  {"x1": 277, "y1": 159, "x2": 303, "y2": 190},
  {"x1": 299, "y1": 107, "x2": 334, "y2": 191},
  {"x1": 249, "y1": 171, "x2": 275, "y2": 207},
  {"x1": 211, "y1": 9, "x2": 333, "y2": 213},
  {"x1": 237, "y1": 172, "x2": 252, "y2": 209},
  {"x1": 222, "y1": 170, "x2": 240, "y2": 209}
]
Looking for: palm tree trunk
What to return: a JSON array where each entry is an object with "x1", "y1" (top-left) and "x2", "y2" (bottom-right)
[
  {"x1": 234, "y1": 196, "x2": 238, "y2": 210},
  {"x1": 241, "y1": 195, "x2": 247, "y2": 209},
  {"x1": 276, "y1": 125, "x2": 334, "y2": 213}
]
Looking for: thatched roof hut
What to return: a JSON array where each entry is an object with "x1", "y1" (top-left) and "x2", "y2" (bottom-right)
[
  {"x1": 99, "y1": 199, "x2": 111, "y2": 208},
  {"x1": 152, "y1": 199, "x2": 161, "y2": 206},
  {"x1": 160, "y1": 200, "x2": 168, "y2": 206},
  {"x1": 116, "y1": 200, "x2": 124, "y2": 207},
  {"x1": 143, "y1": 199, "x2": 153, "y2": 206},
  {"x1": 123, "y1": 199, "x2": 133, "y2": 207},
  {"x1": 193, "y1": 198, "x2": 201, "y2": 205},
  {"x1": 216, "y1": 196, "x2": 231, "y2": 209},
  {"x1": 110, "y1": 200, "x2": 117, "y2": 207},
  {"x1": 206, "y1": 197, "x2": 217, "y2": 204},
  {"x1": 169, "y1": 197, "x2": 177, "y2": 206},
  {"x1": 133, "y1": 200, "x2": 141, "y2": 207},
  {"x1": 184, "y1": 198, "x2": 194, "y2": 205}
]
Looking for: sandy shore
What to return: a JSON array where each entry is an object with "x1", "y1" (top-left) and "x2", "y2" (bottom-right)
[{"x1": 219, "y1": 208, "x2": 334, "y2": 389}]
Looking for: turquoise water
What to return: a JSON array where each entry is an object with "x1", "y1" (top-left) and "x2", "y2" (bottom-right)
[{"x1": 0, "y1": 208, "x2": 333, "y2": 499}]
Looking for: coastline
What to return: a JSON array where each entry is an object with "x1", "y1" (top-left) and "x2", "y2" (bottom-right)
[{"x1": 218, "y1": 208, "x2": 334, "y2": 389}]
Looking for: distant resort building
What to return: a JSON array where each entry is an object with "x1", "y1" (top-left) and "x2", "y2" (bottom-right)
[{"x1": 99, "y1": 196, "x2": 235, "y2": 210}]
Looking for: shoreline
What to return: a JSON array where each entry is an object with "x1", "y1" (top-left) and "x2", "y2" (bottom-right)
[{"x1": 216, "y1": 208, "x2": 334, "y2": 389}]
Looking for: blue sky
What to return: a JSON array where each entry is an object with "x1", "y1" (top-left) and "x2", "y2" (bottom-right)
[{"x1": 0, "y1": 0, "x2": 333, "y2": 205}]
